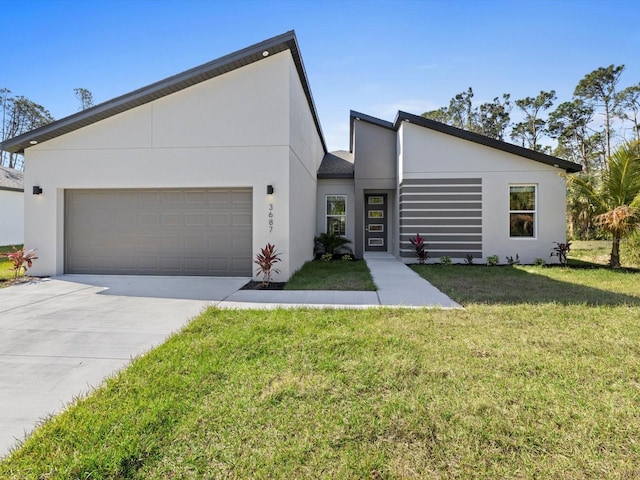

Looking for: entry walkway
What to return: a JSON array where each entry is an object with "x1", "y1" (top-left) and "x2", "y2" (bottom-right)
[{"x1": 219, "y1": 253, "x2": 460, "y2": 309}]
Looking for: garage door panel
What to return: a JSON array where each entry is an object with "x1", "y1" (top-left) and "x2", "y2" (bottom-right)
[{"x1": 66, "y1": 188, "x2": 252, "y2": 276}]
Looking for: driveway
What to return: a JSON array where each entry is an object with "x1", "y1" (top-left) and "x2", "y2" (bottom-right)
[{"x1": 0, "y1": 274, "x2": 248, "y2": 457}]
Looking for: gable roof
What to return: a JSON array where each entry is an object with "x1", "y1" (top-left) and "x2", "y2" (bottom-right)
[
  {"x1": 1, "y1": 31, "x2": 326, "y2": 154},
  {"x1": 349, "y1": 110, "x2": 582, "y2": 173},
  {"x1": 0, "y1": 165, "x2": 24, "y2": 192},
  {"x1": 318, "y1": 150, "x2": 354, "y2": 179}
]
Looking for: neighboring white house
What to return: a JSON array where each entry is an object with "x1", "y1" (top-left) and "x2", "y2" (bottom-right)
[
  {"x1": 0, "y1": 31, "x2": 581, "y2": 280},
  {"x1": 0, "y1": 166, "x2": 24, "y2": 246}
]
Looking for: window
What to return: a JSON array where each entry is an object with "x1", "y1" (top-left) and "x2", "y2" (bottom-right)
[
  {"x1": 326, "y1": 195, "x2": 346, "y2": 236},
  {"x1": 509, "y1": 185, "x2": 536, "y2": 237}
]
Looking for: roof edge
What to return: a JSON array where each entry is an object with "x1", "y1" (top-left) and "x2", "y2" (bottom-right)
[
  {"x1": 1, "y1": 30, "x2": 327, "y2": 154},
  {"x1": 394, "y1": 111, "x2": 583, "y2": 173}
]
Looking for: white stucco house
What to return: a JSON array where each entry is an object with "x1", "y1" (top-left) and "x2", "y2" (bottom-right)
[
  {"x1": 0, "y1": 165, "x2": 24, "y2": 246},
  {"x1": 0, "y1": 31, "x2": 581, "y2": 280}
]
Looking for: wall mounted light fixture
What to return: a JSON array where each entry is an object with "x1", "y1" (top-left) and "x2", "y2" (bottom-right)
[
  {"x1": 32, "y1": 186, "x2": 43, "y2": 195},
  {"x1": 267, "y1": 185, "x2": 274, "y2": 195}
]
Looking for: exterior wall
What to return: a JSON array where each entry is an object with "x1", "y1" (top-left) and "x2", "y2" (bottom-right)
[
  {"x1": 0, "y1": 189, "x2": 24, "y2": 246},
  {"x1": 23, "y1": 51, "x2": 305, "y2": 279},
  {"x1": 399, "y1": 123, "x2": 567, "y2": 264},
  {"x1": 316, "y1": 179, "x2": 356, "y2": 251},
  {"x1": 287, "y1": 58, "x2": 325, "y2": 275},
  {"x1": 353, "y1": 120, "x2": 397, "y2": 257}
]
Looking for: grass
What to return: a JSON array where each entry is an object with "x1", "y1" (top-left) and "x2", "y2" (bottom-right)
[
  {"x1": 3, "y1": 243, "x2": 640, "y2": 477},
  {"x1": 285, "y1": 259, "x2": 376, "y2": 291}
]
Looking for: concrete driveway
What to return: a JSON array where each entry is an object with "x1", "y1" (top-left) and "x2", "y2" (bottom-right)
[{"x1": 0, "y1": 274, "x2": 248, "y2": 457}]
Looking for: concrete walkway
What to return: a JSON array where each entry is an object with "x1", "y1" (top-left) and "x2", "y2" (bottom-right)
[{"x1": 219, "y1": 253, "x2": 460, "y2": 309}]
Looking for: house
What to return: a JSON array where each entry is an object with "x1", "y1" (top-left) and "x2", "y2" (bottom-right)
[
  {"x1": 0, "y1": 165, "x2": 24, "y2": 246},
  {"x1": 317, "y1": 111, "x2": 581, "y2": 265},
  {"x1": 0, "y1": 31, "x2": 581, "y2": 280}
]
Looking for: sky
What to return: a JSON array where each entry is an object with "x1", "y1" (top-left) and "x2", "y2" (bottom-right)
[{"x1": 2, "y1": 0, "x2": 639, "y2": 152}]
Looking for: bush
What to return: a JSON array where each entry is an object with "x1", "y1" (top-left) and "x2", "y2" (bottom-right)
[
  {"x1": 341, "y1": 254, "x2": 353, "y2": 261},
  {"x1": 320, "y1": 253, "x2": 333, "y2": 262},
  {"x1": 314, "y1": 233, "x2": 351, "y2": 256},
  {"x1": 506, "y1": 254, "x2": 520, "y2": 265},
  {"x1": 486, "y1": 255, "x2": 499, "y2": 266},
  {"x1": 440, "y1": 256, "x2": 452, "y2": 265},
  {"x1": 409, "y1": 233, "x2": 428, "y2": 264},
  {"x1": 621, "y1": 231, "x2": 640, "y2": 267},
  {"x1": 534, "y1": 258, "x2": 546, "y2": 266},
  {"x1": 464, "y1": 254, "x2": 474, "y2": 265}
]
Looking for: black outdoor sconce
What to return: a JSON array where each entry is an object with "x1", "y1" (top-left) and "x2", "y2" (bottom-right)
[
  {"x1": 267, "y1": 185, "x2": 274, "y2": 195},
  {"x1": 32, "y1": 186, "x2": 43, "y2": 195}
]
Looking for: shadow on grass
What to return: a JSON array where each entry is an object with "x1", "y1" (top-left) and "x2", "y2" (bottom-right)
[{"x1": 413, "y1": 264, "x2": 640, "y2": 306}]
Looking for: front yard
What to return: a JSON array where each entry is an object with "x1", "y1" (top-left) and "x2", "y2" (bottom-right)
[{"x1": 2, "y1": 255, "x2": 640, "y2": 478}]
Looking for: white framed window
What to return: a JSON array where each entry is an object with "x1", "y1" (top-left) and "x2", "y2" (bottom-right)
[
  {"x1": 368, "y1": 224, "x2": 384, "y2": 232},
  {"x1": 368, "y1": 238, "x2": 384, "y2": 247},
  {"x1": 368, "y1": 210, "x2": 384, "y2": 219},
  {"x1": 326, "y1": 195, "x2": 346, "y2": 236},
  {"x1": 368, "y1": 196, "x2": 384, "y2": 205},
  {"x1": 509, "y1": 185, "x2": 536, "y2": 238}
]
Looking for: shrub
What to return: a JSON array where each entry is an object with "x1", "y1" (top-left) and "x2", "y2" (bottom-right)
[
  {"x1": 486, "y1": 255, "x2": 499, "y2": 266},
  {"x1": 314, "y1": 233, "x2": 351, "y2": 256},
  {"x1": 506, "y1": 253, "x2": 520, "y2": 265},
  {"x1": 341, "y1": 254, "x2": 353, "y2": 261},
  {"x1": 534, "y1": 258, "x2": 546, "y2": 266},
  {"x1": 550, "y1": 241, "x2": 571, "y2": 267},
  {"x1": 464, "y1": 254, "x2": 474, "y2": 265},
  {"x1": 409, "y1": 233, "x2": 428, "y2": 264},
  {"x1": 6, "y1": 247, "x2": 38, "y2": 278},
  {"x1": 254, "y1": 243, "x2": 282, "y2": 286},
  {"x1": 440, "y1": 256, "x2": 452, "y2": 265},
  {"x1": 621, "y1": 231, "x2": 640, "y2": 267},
  {"x1": 320, "y1": 253, "x2": 333, "y2": 262}
]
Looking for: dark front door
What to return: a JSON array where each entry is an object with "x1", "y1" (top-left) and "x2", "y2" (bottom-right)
[{"x1": 364, "y1": 193, "x2": 387, "y2": 252}]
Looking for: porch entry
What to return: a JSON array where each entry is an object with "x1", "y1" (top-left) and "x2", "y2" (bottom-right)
[{"x1": 364, "y1": 193, "x2": 387, "y2": 252}]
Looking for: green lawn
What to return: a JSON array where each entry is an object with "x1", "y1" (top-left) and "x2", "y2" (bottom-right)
[
  {"x1": 285, "y1": 259, "x2": 376, "y2": 291},
  {"x1": 3, "y1": 256, "x2": 640, "y2": 477}
]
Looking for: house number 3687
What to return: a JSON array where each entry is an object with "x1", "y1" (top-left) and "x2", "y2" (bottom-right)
[{"x1": 268, "y1": 203, "x2": 274, "y2": 233}]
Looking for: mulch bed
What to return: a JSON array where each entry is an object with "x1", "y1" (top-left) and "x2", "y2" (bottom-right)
[{"x1": 241, "y1": 281, "x2": 287, "y2": 290}]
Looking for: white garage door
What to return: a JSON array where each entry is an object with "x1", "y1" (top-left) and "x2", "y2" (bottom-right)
[{"x1": 65, "y1": 188, "x2": 252, "y2": 276}]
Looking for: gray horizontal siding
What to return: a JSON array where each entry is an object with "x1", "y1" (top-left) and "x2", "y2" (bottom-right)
[
  {"x1": 401, "y1": 178, "x2": 481, "y2": 185},
  {"x1": 400, "y1": 218, "x2": 481, "y2": 226},
  {"x1": 400, "y1": 185, "x2": 482, "y2": 194},
  {"x1": 400, "y1": 177, "x2": 483, "y2": 258},
  {"x1": 400, "y1": 194, "x2": 482, "y2": 202}
]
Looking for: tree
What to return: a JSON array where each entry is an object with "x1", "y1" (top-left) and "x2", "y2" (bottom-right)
[
  {"x1": 510, "y1": 90, "x2": 556, "y2": 151},
  {"x1": 73, "y1": 87, "x2": 94, "y2": 110},
  {"x1": 548, "y1": 99, "x2": 603, "y2": 173},
  {"x1": 0, "y1": 90, "x2": 55, "y2": 169},
  {"x1": 423, "y1": 87, "x2": 478, "y2": 131},
  {"x1": 568, "y1": 140, "x2": 640, "y2": 267},
  {"x1": 615, "y1": 83, "x2": 640, "y2": 142},
  {"x1": 476, "y1": 94, "x2": 511, "y2": 141},
  {"x1": 574, "y1": 64, "x2": 625, "y2": 159}
]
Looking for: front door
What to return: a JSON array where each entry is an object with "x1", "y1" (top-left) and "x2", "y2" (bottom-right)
[{"x1": 364, "y1": 194, "x2": 387, "y2": 252}]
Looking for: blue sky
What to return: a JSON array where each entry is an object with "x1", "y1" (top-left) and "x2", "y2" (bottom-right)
[{"x1": 2, "y1": 0, "x2": 639, "y2": 151}]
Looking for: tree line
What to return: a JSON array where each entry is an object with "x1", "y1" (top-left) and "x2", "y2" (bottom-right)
[
  {"x1": 422, "y1": 64, "x2": 639, "y2": 175},
  {"x1": 0, "y1": 88, "x2": 93, "y2": 170}
]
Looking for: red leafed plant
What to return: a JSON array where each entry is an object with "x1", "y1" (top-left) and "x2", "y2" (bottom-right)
[
  {"x1": 6, "y1": 247, "x2": 38, "y2": 278},
  {"x1": 410, "y1": 233, "x2": 428, "y2": 265},
  {"x1": 254, "y1": 243, "x2": 282, "y2": 286}
]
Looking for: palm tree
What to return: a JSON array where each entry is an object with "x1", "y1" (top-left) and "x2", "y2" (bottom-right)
[{"x1": 568, "y1": 140, "x2": 640, "y2": 268}]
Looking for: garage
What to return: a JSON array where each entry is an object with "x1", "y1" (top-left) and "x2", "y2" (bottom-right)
[{"x1": 65, "y1": 188, "x2": 253, "y2": 276}]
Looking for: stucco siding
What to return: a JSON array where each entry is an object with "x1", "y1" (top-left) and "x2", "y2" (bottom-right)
[
  {"x1": 23, "y1": 52, "x2": 295, "y2": 278},
  {"x1": 0, "y1": 190, "x2": 24, "y2": 246},
  {"x1": 400, "y1": 123, "x2": 568, "y2": 264}
]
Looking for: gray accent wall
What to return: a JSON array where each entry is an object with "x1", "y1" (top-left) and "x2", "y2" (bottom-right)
[
  {"x1": 353, "y1": 120, "x2": 398, "y2": 257},
  {"x1": 399, "y1": 178, "x2": 482, "y2": 259}
]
